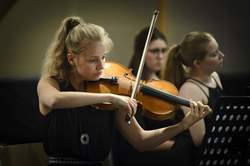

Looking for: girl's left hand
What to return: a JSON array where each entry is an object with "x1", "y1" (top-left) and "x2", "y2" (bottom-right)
[{"x1": 182, "y1": 101, "x2": 212, "y2": 130}]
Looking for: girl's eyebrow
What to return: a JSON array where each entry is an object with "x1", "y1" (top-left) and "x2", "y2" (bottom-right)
[{"x1": 86, "y1": 54, "x2": 106, "y2": 59}]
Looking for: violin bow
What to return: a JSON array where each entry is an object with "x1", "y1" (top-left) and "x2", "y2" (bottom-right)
[{"x1": 126, "y1": 10, "x2": 160, "y2": 124}]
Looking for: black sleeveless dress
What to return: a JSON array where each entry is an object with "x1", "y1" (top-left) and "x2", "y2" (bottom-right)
[
  {"x1": 186, "y1": 77, "x2": 223, "y2": 165},
  {"x1": 43, "y1": 80, "x2": 115, "y2": 165},
  {"x1": 186, "y1": 77, "x2": 223, "y2": 132}
]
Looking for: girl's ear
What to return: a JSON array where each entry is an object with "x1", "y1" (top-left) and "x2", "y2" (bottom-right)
[
  {"x1": 67, "y1": 52, "x2": 75, "y2": 66},
  {"x1": 193, "y1": 59, "x2": 201, "y2": 68}
]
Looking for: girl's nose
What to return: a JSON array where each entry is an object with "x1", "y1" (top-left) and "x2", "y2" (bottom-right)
[
  {"x1": 157, "y1": 51, "x2": 165, "y2": 59},
  {"x1": 97, "y1": 59, "x2": 104, "y2": 70},
  {"x1": 219, "y1": 50, "x2": 225, "y2": 59}
]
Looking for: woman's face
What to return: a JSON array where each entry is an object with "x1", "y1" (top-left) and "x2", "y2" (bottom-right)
[
  {"x1": 70, "y1": 41, "x2": 106, "y2": 81},
  {"x1": 199, "y1": 38, "x2": 225, "y2": 73},
  {"x1": 145, "y1": 39, "x2": 167, "y2": 73}
]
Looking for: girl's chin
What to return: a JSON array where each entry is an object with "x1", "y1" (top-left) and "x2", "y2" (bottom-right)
[
  {"x1": 87, "y1": 73, "x2": 103, "y2": 81},
  {"x1": 91, "y1": 76, "x2": 101, "y2": 81},
  {"x1": 153, "y1": 68, "x2": 161, "y2": 73}
]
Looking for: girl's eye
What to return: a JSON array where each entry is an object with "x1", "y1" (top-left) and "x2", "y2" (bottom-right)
[
  {"x1": 208, "y1": 49, "x2": 219, "y2": 57},
  {"x1": 88, "y1": 59, "x2": 97, "y2": 62},
  {"x1": 87, "y1": 55, "x2": 106, "y2": 63}
]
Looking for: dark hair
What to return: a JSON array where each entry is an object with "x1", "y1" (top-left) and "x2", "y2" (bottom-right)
[{"x1": 129, "y1": 27, "x2": 168, "y2": 77}]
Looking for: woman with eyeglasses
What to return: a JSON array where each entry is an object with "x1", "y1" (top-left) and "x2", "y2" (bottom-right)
[
  {"x1": 128, "y1": 27, "x2": 168, "y2": 81},
  {"x1": 112, "y1": 27, "x2": 196, "y2": 166}
]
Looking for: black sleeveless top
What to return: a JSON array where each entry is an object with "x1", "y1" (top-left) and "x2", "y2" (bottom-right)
[
  {"x1": 43, "y1": 80, "x2": 115, "y2": 161},
  {"x1": 186, "y1": 76, "x2": 223, "y2": 130},
  {"x1": 187, "y1": 76, "x2": 223, "y2": 165},
  {"x1": 187, "y1": 76, "x2": 223, "y2": 111}
]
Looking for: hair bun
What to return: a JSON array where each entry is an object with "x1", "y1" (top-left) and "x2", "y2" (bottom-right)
[{"x1": 66, "y1": 17, "x2": 81, "y2": 35}]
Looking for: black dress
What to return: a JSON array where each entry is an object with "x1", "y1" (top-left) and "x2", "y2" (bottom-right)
[
  {"x1": 186, "y1": 77, "x2": 223, "y2": 165},
  {"x1": 43, "y1": 80, "x2": 115, "y2": 166}
]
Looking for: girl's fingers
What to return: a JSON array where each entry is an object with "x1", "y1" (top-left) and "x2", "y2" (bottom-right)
[
  {"x1": 190, "y1": 100, "x2": 211, "y2": 119},
  {"x1": 124, "y1": 98, "x2": 136, "y2": 118},
  {"x1": 190, "y1": 100, "x2": 195, "y2": 114},
  {"x1": 191, "y1": 101, "x2": 198, "y2": 116},
  {"x1": 129, "y1": 99, "x2": 137, "y2": 117},
  {"x1": 197, "y1": 101, "x2": 205, "y2": 117}
]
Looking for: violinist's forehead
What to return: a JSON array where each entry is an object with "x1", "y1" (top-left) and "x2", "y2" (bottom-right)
[
  {"x1": 150, "y1": 39, "x2": 167, "y2": 48},
  {"x1": 79, "y1": 41, "x2": 106, "y2": 57}
]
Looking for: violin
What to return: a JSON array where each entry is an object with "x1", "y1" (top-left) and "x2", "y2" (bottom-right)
[{"x1": 85, "y1": 62, "x2": 190, "y2": 120}]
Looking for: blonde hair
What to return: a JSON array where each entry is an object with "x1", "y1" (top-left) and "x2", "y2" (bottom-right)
[
  {"x1": 41, "y1": 16, "x2": 113, "y2": 81},
  {"x1": 162, "y1": 32, "x2": 215, "y2": 88}
]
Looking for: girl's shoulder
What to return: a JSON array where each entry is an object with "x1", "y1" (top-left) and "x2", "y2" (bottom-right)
[
  {"x1": 180, "y1": 81, "x2": 205, "y2": 94},
  {"x1": 38, "y1": 76, "x2": 60, "y2": 90},
  {"x1": 179, "y1": 81, "x2": 208, "y2": 104}
]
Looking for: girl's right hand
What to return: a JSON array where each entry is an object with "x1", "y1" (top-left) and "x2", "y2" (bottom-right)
[{"x1": 110, "y1": 94, "x2": 137, "y2": 117}]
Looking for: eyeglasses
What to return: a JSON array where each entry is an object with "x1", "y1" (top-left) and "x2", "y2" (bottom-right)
[{"x1": 148, "y1": 48, "x2": 167, "y2": 54}]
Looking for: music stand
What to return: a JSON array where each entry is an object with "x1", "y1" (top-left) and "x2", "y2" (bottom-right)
[{"x1": 197, "y1": 96, "x2": 250, "y2": 166}]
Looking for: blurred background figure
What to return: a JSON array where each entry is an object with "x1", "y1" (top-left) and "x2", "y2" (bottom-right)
[{"x1": 162, "y1": 31, "x2": 224, "y2": 165}]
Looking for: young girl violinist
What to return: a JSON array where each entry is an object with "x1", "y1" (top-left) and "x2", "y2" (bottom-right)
[
  {"x1": 163, "y1": 31, "x2": 224, "y2": 164},
  {"x1": 37, "y1": 16, "x2": 212, "y2": 166}
]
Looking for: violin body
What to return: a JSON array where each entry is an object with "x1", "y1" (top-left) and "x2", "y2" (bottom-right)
[
  {"x1": 139, "y1": 80, "x2": 178, "y2": 120},
  {"x1": 85, "y1": 62, "x2": 190, "y2": 120}
]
